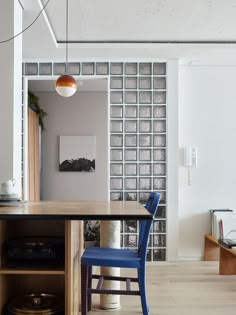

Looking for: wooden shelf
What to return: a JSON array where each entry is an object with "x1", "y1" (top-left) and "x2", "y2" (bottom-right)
[
  {"x1": 205, "y1": 234, "x2": 218, "y2": 245},
  {"x1": 0, "y1": 219, "x2": 83, "y2": 314},
  {"x1": 204, "y1": 234, "x2": 236, "y2": 275},
  {"x1": 0, "y1": 267, "x2": 65, "y2": 275}
]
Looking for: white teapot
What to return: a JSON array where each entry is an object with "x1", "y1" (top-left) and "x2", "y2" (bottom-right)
[{"x1": 1, "y1": 179, "x2": 16, "y2": 195}]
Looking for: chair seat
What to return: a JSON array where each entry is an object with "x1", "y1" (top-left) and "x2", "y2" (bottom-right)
[{"x1": 81, "y1": 246, "x2": 141, "y2": 268}]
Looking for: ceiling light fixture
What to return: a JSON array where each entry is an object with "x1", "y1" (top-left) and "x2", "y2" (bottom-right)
[{"x1": 55, "y1": 0, "x2": 77, "y2": 97}]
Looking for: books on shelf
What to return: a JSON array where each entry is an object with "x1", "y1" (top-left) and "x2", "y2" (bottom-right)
[
  {"x1": 0, "y1": 195, "x2": 25, "y2": 207},
  {"x1": 210, "y1": 209, "x2": 233, "y2": 240},
  {"x1": 218, "y1": 238, "x2": 236, "y2": 248},
  {"x1": 0, "y1": 198, "x2": 21, "y2": 202},
  {"x1": 220, "y1": 215, "x2": 236, "y2": 240},
  {"x1": 0, "y1": 193, "x2": 20, "y2": 201}
]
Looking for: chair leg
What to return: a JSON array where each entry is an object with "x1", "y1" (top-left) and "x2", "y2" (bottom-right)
[
  {"x1": 87, "y1": 265, "x2": 92, "y2": 311},
  {"x1": 81, "y1": 264, "x2": 88, "y2": 315},
  {"x1": 138, "y1": 267, "x2": 149, "y2": 315}
]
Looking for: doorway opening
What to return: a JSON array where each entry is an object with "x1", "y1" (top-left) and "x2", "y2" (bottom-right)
[{"x1": 24, "y1": 77, "x2": 108, "y2": 201}]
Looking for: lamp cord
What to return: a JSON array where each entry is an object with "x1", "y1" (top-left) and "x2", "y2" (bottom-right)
[
  {"x1": 17, "y1": 0, "x2": 24, "y2": 10},
  {"x1": 0, "y1": 0, "x2": 51, "y2": 44},
  {"x1": 66, "y1": 0, "x2": 68, "y2": 74}
]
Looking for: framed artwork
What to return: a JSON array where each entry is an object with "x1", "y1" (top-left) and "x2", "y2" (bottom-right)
[{"x1": 59, "y1": 136, "x2": 96, "y2": 172}]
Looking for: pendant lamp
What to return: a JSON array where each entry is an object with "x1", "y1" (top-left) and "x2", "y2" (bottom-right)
[{"x1": 56, "y1": 0, "x2": 77, "y2": 97}]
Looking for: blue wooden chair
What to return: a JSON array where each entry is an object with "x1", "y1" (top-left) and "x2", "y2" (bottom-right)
[{"x1": 81, "y1": 192, "x2": 161, "y2": 315}]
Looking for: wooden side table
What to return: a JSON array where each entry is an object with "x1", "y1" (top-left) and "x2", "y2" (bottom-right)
[{"x1": 204, "y1": 234, "x2": 236, "y2": 275}]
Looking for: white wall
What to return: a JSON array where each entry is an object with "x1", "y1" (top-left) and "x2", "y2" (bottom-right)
[
  {"x1": 0, "y1": 0, "x2": 22, "y2": 194},
  {"x1": 179, "y1": 65, "x2": 236, "y2": 259},
  {"x1": 166, "y1": 59, "x2": 179, "y2": 261},
  {"x1": 37, "y1": 90, "x2": 108, "y2": 201}
]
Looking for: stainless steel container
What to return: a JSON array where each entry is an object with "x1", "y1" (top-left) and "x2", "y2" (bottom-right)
[{"x1": 6, "y1": 293, "x2": 64, "y2": 315}]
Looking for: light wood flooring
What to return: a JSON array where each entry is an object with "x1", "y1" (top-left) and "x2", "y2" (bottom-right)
[{"x1": 89, "y1": 261, "x2": 236, "y2": 315}]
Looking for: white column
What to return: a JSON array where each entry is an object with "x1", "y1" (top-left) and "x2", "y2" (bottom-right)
[
  {"x1": 100, "y1": 221, "x2": 121, "y2": 310},
  {"x1": 166, "y1": 59, "x2": 179, "y2": 261},
  {"x1": 0, "y1": 0, "x2": 22, "y2": 196}
]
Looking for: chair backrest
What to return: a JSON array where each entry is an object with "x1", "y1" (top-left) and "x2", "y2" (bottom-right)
[{"x1": 138, "y1": 192, "x2": 161, "y2": 262}]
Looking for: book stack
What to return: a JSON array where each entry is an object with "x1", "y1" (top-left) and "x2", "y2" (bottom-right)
[
  {"x1": 210, "y1": 209, "x2": 233, "y2": 239},
  {"x1": 210, "y1": 209, "x2": 236, "y2": 248},
  {"x1": 218, "y1": 238, "x2": 236, "y2": 248},
  {"x1": 0, "y1": 194, "x2": 23, "y2": 206}
]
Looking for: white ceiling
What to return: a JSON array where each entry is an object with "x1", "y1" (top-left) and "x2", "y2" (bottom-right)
[
  {"x1": 21, "y1": 0, "x2": 236, "y2": 64},
  {"x1": 40, "y1": 0, "x2": 236, "y2": 41},
  {"x1": 28, "y1": 78, "x2": 107, "y2": 92}
]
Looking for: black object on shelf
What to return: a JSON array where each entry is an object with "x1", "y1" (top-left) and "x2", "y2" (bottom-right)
[
  {"x1": 218, "y1": 238, "x2": 236, "y2": 248},
  {"x1": 5, "y1": 236, "x2": 65, "y2": 267},
  {"x1": 210, "y1": 209, "x2": 233, "y2": 213}
]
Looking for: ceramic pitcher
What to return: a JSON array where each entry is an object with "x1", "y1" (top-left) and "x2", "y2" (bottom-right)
[{"x1": 1, "y1": 179, "x2": 16, "y2": 194}]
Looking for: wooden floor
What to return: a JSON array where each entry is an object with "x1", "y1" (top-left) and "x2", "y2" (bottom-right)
[{"x1": 89, "y1": 261, "x2": 236, "y2": 315}]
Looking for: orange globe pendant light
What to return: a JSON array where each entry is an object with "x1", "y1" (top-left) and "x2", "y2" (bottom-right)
[
  {"x1": 56, "y1": 74, "x2": 77, "y2": 97},
  {"x1": 55, "y1": 0, "x2": 77, "y2": 97}
]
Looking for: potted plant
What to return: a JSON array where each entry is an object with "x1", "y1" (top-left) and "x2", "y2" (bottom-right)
[
  {"x1": 28, "y1": 91, "x2": 47, "y2": 131},
  {"x1": 84, "y1": 220, "x2": 100, "y2": 247}
]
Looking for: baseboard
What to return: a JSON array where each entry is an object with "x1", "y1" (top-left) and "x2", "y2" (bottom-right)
[{"x1": 177, "y1": 256, "x2": 203, "y2": 261}]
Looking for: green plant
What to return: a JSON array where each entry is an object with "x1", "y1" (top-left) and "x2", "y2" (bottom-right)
[
  {"x1": 28, "y1": 91, "x2": 47, "y2": 131},
  {"x1": 84, "y1": 220, "x2": 100, "y2": 245}
]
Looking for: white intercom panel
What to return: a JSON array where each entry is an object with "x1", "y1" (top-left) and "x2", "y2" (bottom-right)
[{"x1": 184, "y1": 146, "x2": 198, "y2": 167}]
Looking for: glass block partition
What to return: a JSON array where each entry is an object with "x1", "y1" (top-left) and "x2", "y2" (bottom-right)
[
  {"x1": 109, "y1": 62, "x2": 167, "y2": 261},
  {"x1": 22, "y1": 61, "x2": 167, "y2": 261}
]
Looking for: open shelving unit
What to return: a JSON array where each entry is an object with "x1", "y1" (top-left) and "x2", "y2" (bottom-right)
[{"x1": 0, "y1": 219, "x2": 82, "y2": 314}]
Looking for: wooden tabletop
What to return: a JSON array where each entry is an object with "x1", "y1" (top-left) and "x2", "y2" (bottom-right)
[{"x1": 0, "y1": 200, "x2": 150, "y2": 220}]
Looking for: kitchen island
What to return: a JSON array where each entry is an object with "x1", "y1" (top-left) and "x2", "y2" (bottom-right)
[{"x1": 0, "y1": 200, "x2": 150, "y2": 314}]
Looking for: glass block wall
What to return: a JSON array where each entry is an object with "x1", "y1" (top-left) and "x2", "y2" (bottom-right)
[
  {"x1": 109, "y1": 62, "x2": 167, "y2": 261},
  {"x1": 22, "y1": 61, "x2": 167, "y2": 261}
]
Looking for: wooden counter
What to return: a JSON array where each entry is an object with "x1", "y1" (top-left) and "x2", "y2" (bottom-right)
[
  {"x1": 0, "y1": 200, "x2": 151, "y2": 220},
  {"x1": 0, "y1": 201, "x2": 150, "y2": 314}
]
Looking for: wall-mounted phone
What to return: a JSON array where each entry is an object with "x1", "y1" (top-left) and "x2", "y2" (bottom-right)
[
  {"x1": 184, "y1": 146, "x2": 198, "y2": 167},
  {"x1": 184, "y1": 146, "x2": 198, "y2": 186}
]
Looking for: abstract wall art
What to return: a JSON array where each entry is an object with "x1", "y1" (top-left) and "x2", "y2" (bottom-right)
[{"x1": 59, "y1": 136, "x2": 96, "y2": 172}]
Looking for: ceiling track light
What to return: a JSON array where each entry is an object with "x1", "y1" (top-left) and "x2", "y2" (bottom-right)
[{"x1": 55, "y1": 0, "x2": 77, "y2": 97}]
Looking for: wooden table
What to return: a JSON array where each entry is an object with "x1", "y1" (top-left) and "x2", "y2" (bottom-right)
[
  {"x1": 0, "y1": 201, "x2": 150, "y2": 314},
  {"x1": 204, "y1": 234, "x2": 236, "y2": 275}
]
